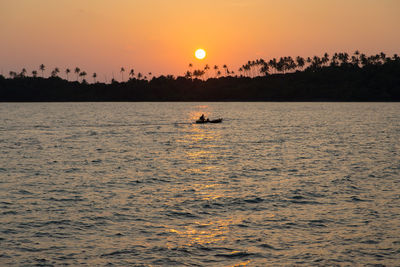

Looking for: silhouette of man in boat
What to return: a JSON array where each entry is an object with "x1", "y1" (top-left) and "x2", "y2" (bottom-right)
[
  {"x1": 196, "y1": 114, "x2": 222, "y2": 123},
  {"x1": 199, "y1": 114, "x2": 209, "y2": 122}
]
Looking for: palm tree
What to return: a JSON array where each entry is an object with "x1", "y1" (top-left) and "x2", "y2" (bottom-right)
[
  {"x1": 204, "y1": 64, "x2": 210, "y2": 79},
  {"x1": 276, "y1": 58, "x2": 284, "y2": 73},
  {"x1": 9, "y1": 71, "x2": 17, "y2": 79},
  {"x1": 51, "y1": 67, "x2": 60, "y2": 77},
  {"x1": 65, "y1": 68, "x2": 71, "y2": 80},
  {"x1": 137, "y1": 72, "x2": 142, "y2": 80},
  {"x1": 269, "y1": 59, "x2": 277, "y2": 74},
  {"x1": 338, "y1": 52, "x2": 349, "y2": 65},
  {"x1": 260, "y1": 63, "x2": 269, "y2": 76},
  {"x1": 256, "y1": 58, "x2": 266, "y2": 76},
  {"x1": 79, "y1": 71, "x2": 87, "y2": 82},
  {"x1": 129, "y1": 69, "x2": 135, "y2": 80},
  {"x1": 120, "y1": 67, "x2": 125, "y2": 81},
  {"x1": 296, "y1": 56, "x2": 305, "y2": 70},
  {"x1": 306, "y1": 57, "x2": 312, "y2": 69},
  {"x1": 330, "y1": 53, "x2": 339, "y2": 67},
  {"x1": 222, "y1": 64, "x2": 228, "y2": 76},
  {"x1": 188, "y1": 63, "x2": 193, "y2": 78},
  {"x1": 311, "y1": 56, "x2": 322, "y2": 70},
  {"x1": 322, "y1": 53, "x2": 329, "y2": 66},
  {"x1": 243, "y1": 64, "x2": 250, "y2": 77},
  {"x1": 39, "y1": 64, "x2": 45, "y2": 77},
  {"x1": 20, "y1": 68, "x2": 27, "y2": 77},
  {"x1": 74, "y1": 67, "x2": 80, "y2": 81},
  {"x1": 32, "y1": 70, "x2": 38, "y2": 78},
  {"x1": 184, "y1": 71, "x2": 192, "y2": 79},
  {"x1": 92, "y1": 73, "x2": 97, "y2": 83},
  {"x1": 360, "y1": 53, "x2": 368, "y2": 67},
  {"x1": 380, "y1": 52, "x2": 386, "y2": 62},
  {"x1": 193, "y1": 69, "x2": 205, "y2": 80},
  {"x1": 287, "y1": 56, "x2": 296, "y2": 72},
  {"x1": 213, "y1": 65, "x2": 219, "y2": 78}
]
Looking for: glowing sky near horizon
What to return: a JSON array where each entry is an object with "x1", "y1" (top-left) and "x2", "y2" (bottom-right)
[{"x1": 1, "y1": 0, "x2": 399, "y2": 80}]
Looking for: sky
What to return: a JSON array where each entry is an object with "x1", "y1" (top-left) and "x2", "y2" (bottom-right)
[{"x1": 1, "y1": 0, "x2": 400, "y2": 80}]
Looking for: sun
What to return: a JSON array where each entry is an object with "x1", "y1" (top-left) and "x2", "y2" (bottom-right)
[{"x1": 195, "y1": 49, "x2": 206, "y2": 60}]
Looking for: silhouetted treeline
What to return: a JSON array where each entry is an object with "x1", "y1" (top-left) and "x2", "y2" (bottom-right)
[{"x1": 1, "y1": 52, "x2": 399, "y2": 101}]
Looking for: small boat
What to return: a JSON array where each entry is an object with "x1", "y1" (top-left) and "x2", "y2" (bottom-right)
[{"x1": 196, "y1": 118, "x2": 223, "y2": 124}]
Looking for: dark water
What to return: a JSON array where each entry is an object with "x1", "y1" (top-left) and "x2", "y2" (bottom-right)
[{"x1": 0, "y1": 102, "x2": 399, "y2": 266}]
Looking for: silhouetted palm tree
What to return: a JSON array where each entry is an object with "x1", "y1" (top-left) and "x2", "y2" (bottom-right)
[
  {"x1": 360, "y1": 53, "x2": 368, "y2": 67},
  {"x1": 65, "y1": 68, "x2": 71, "y2": 80},
  {"x1": 243, "y1": 64, "x2": 250, "y2": 77},
  {"x1": 322, "y1": 53, "x2": 329, "y2": 66},
  {"x1": 223, "y1": 65, "x2": 228, "y2": 76},
  {"x1": 79, "y1": 71, "x2": 87, "y2": 82},
  {"x1": 269, "y1": 59, "x2": 277, "y2": 74},
  {"x1": 311, "y1": 56, "x2": 322, "y2": 70},
  {"x1": 184, "y1": 71, "x2": 192, "y2": 79},
  {"x1": 9, "y1": 71, "x2": 17, "y2": 79},
  {"x1": 306, "y1": 57, "x2": 312, "y2": 69},
  {"x1": 20, "y1": 68, "x2": 27, "y2": 77},
  {"x1": 338, "y1": 52, "x2": 349, "y2": 65},
  {"x1": 212, "y1": 65, "x2": 218, "y2": 78},
  {"x1": 330, "y1": 53, "x2": 339, "y2": 67},
  {"x1": 238, "y1": 67, "x2": 243, "y2": 77},
  {"x1": 51, "y1": 67, "x2": 60, "y2": 77},
  {"x1": 257, "y1": 58, "x2": 266, "y2": 76},
  {"x1": 137, "y1": 72, "x2": 142, "y2": 80},
  {"x1": 74, "y1": 67, "x2": 80, "y2": 81},
  {"x1": 120, "y1": 67, "x2": 125, "y2": 81},
  {"x1": 380, "y1": 52, "x2": 386, "y2": 62},
  {"x1": 32, "y1": 70, "x2": 38, "y2": 78},
  {"x1": 204, "y1": 64, "x2": 210, "y2": 79},
  {"x1": 193, "y1": 69, "x2": 205, "y2": 80},
  {"x1": 296, "y1": 56, "x2": 305, "y2": 70},
  {"x1": 260, "y1": 63, "x2": 269, "y2": 76},
  {"x1": 39, "y1": 64, "x2": 45, "y2": 77},
  {"x1": 129, "y1": 69, "x2": 135, "y2": 80}
]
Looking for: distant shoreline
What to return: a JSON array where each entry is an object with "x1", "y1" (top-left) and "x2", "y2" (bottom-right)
[{"x1": 1, "y1": 60, "x2": 399, "y2": 102}]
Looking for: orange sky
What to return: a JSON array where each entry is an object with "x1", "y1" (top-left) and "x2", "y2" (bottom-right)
[{"x1": 1, "y1": 0, "x2": 399, "y2": 80}]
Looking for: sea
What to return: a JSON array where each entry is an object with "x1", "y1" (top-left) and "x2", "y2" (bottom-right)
[{"x1": 0, "y1": 102, "x2": 399, "y2": 266}]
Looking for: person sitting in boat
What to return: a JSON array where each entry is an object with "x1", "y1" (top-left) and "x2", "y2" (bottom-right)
[{"x1": 199, "y1": 114, "x2": 206, "y2": 122}]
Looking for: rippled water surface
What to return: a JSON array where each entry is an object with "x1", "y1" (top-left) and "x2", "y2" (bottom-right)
[{"x1": 0, "y1": 102, "x2": 399, "y2": 266}]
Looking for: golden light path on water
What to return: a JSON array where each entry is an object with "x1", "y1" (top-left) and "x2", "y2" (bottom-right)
[{"x1": 164, "y1": 105, "x2": 255, "y2": 266}]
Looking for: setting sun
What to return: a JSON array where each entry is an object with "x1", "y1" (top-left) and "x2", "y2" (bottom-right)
[{"x1": 195, "y1": 49, "x2": 206, "y2": 60}]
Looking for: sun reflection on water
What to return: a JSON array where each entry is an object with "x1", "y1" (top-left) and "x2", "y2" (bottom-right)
[
  {"x1": 167, "y1": 218, "x2": 242, "y2": 247},
  {"x1": 191, "y1": 183, "x2": 223, "y2": 200},
  {"x1": 164, "y1": 104, "x2": 247, "y2": 262}
]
